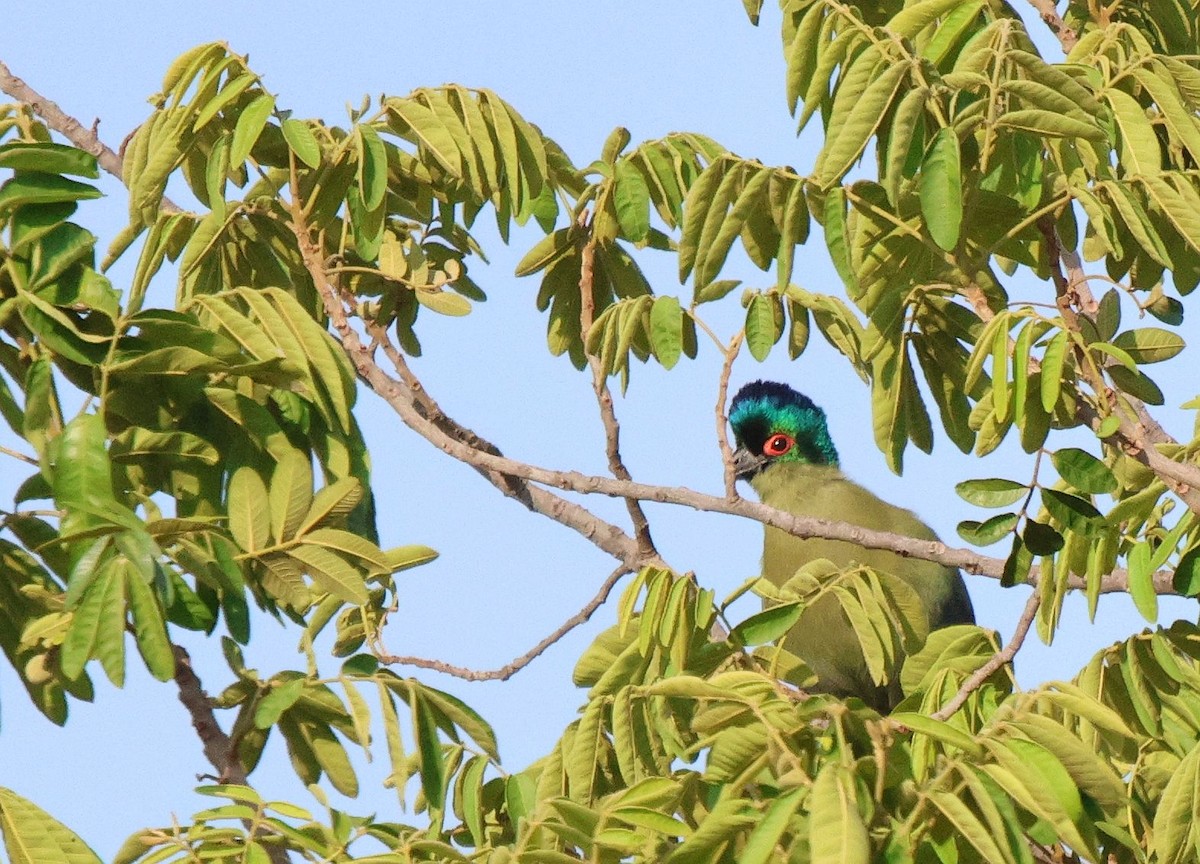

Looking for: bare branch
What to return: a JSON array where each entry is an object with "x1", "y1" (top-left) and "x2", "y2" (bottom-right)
[
  {"x1": 174, "y1": 645, "x2": 246, "y2": 783},
  {"x1": 579, "y1": 230, "x2": 656, "y2": 559},
  {"x1": 1024, "y1": 0, "x2": 1078, "y2": 53},
  {"x1": 173, "y1": 646, "x2": 291, "y2": 864},
  {"x1": 1040, "y1": 218, "x2": 1200, "y2": 515},
  {"x1": 379, "y1": 565, "x2": 630, "y2": 681},
  {"x1": 0, "y1": 58, "x2": 180, "y2": 212},
  {"x1": 927, "y1": 591, "x2": 1041, "y2": 722},
  {"x1": 716, "y1": 330, "x2": 744, "y2": 498},
  {"x1": 0, "y1": 443, "x2": 37, "y2": 465},
  {"x1": 284, "y1": 165, "x2": 653, "y2": 575}
]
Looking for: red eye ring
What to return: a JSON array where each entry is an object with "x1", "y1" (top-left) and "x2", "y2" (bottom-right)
[{"x1": 763, "y1": 433, "x2": 794, "y2": 457}]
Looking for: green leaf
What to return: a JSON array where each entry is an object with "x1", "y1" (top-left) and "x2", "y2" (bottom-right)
[
  {"x1": 229, "y1": 93, "x2": 274, "y2": 167},
  {"x1": 1174, "y1": 548, "x2": 1200, "y2": 596},
  {"x1": 994, "y1": 108, "x2": 1106, "y2": 141},
  {"x1": 739, "y1": 787, "x2": 805, "y2": 864},
  {"x1": 1105, "y1": 89, "x2": 1161, "y2": 174},
  {"x1": 613, "y1": 159, "x2": 651, "y2": 242},
  {"x1": 388, "y1": 96, "x2": 463, "y2": 177},
  {"x1": 269, "y1": 449, "x2": 314, "y2": 543},
  {"x1": 1153, "y1": 741, "x2": 1200, "y2": 864},
  {"x1": 817, "y1": 61, "x2": 908, "y2": 187},
  {"x1": 1051, "y1": 448, "x2": 1117, "y2": 495},
  {"x1": 1111, "y1": 327, "x2": 1185, "y2": 364},
  {"x1": 282, "y1": 118, "x2": 321, "y2": 168},
  {"x1": 228, "y1": 466, "x2": 270, "y2": 552},
  {"x1": 287, "y1": 544, "x2": 368, "y2": 605},
  {"x1": 304, "y1": 528, "x2": 390, "y2": 575},
  {"x1": 1042, "y1": 489, "x2": 1102, "y2": 531},
  {"x1": 356, "y1": 123, "x2": 388, "y2": 211},
  {"x1": 416, "y1": 289, "x2": 472, "y2": 316},
  {"x1": 730, "y1": 602, "x2": 803, "y2": 645},
  {"x1": 809, "y1": 762, "x2": 868, "y2": 864},
  {"x1": 892, "y1": 712, "x2": 985, "y2": 758},
  {"x1": 920, "y1": 127, "x2": 963, "y2": 250},
  {"x1": 1040, "y1": 329, "x2": 1069, "y2": 413},
  {"x1": 412, "y1": 690, "x2": 447, "y2": 810},
  {"x1": 124, "y1": 562, "x2": 175, "y2": 681},
  {"x1": 0, "y1": 141, "x2": 99, "y2": 178},
  {"x1": 0, "y1": 787, "x2": 103, "y2": 864},
  {"x1": 957, "y1": 512, "x2": 1019, "y2": 546},
  {"x1": 0, "y1": 173, "x2": 101, "y2": 213},
  {"x1": 1126, "y1": 542, "x2": 1158, "y2": 622},
  {"x1": 1023, "y1": 520, "x2": 1064, "y2": 555},
  {"x1": 255, "y1": 678, "x2": 306, "y2": 728},
  {"x1": 384, "y1": 544, "x2": 439, "y2": 572},
  {"x1": 649, "y1": 295, "x2": 683, "y2": 370},
  {"x1": 745, "y1": 292, "x2": 781, "y2": 362},
  {"x1": 955, "y1": 478, "x2": 1027, "y2": 508}
]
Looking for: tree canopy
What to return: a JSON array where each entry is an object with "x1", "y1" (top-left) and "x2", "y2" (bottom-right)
[{"x1": 2, "y1": 1, "x2": 1200, "y2": 862}]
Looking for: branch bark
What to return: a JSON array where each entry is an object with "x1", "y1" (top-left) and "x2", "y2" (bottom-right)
[
  {"x1": 1024, "y1": 0, "x2": 1078, "y2": 53},
  {"x1": 173, "y1": 646, "x2": 290, "y2": 864},
  {"x1": 1039, "y1": 218, "x2": 1200, "y2": 516},
  {"x1": 579, "y1": 231, "x2": 657, "y2": 559},
  {"x1": 927, "y1": 590, "x2": 1040, "y2": 721},
  {"x1": 0, "y1": 58, "x2": 180, "y2": 212}
]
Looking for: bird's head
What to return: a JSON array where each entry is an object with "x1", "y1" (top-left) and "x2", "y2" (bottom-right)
[{"x1": 728, "y1": 380, "x2": 838, "y2": 481}]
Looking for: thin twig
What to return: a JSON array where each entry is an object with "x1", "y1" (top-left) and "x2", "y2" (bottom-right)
[
  {"x1": 0, "y1": 58, "x2": 180, "y2": 212},
  {"x1": 717, "y1": 330, "x2": 744, "y2": 499},
  {"x1": 578, "y1": 230, "x2": 656, "y2": 559},
  {"x1": 927, "y1": 591, "x2": 1041, "y2": 722},
  {"x1": 379, "y1": 565, "x2": 630, "y2": 681},
  {"x1": 0, "y1": 443, "x2": 37, "y2": 465}
]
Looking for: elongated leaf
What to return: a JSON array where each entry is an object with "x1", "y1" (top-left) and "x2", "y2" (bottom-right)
[
  {"x1": 0, "y1": 787, "x2": 102, "y2": 864},
  {"x1": 227, "y1": 466, "x2": 270, "y2": 552},
  {"x1": 229, "y1": 93, "x2": 274, "y2": 167},
  {"x1": 287, "y1": 544, "x2": 368, "y2": 605},
  {"x1": 920, "y1": 128, "x2": 962, "y2": 251},
  {"x1": 282, "y1": 118, "x2": 321, "y2": 168},
  {"x1": 268, "y1": 449, "x2": 314, "y2": 543},
  {"x1": 809, "y1": 763, "x2": 868, "y2": 864}
]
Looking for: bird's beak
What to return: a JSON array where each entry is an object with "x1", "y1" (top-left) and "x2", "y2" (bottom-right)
[{"x1": 732, "y1": 446, "x2": 766, "y2": 480}]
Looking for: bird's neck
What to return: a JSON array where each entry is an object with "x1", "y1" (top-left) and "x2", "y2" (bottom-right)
[{"x1": 748, "y1": 462, "x2": 844, "y2": 507}]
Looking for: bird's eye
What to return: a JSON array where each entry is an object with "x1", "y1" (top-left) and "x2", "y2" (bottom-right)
[{"x1": 763, "y1": 434, "x2": 794, "y2": 457}]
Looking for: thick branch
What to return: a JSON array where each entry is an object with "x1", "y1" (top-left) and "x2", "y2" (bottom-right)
[
  {"x1": 0, "y1": 58, "x2": 180, "y2": 212},
  {"x1": 283, "y1": 175, "x2": 651, "y2": 573},
  {"x1": 927, "y1": 591, "x2": 1040, "y2": 721},
  {"x1": 1040, "y1": 218, "x2": 1200, "y2": 515},
  {"x1": 579, "y1": 233, "x2": 656, "y2": 559},
  {"x1": 1024, "y1": 0, "x2": 1078, "y2": 53},
  {"x1": 380, "y1": 565, "x2": 629, "y2": 681},
  {"x1": 174, "y1": 646, "x2": 290, "y2": 864}
]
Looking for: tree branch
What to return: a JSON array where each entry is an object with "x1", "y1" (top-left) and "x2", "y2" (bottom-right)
[
  {"x1": 379, "y1": 565, "x2": 630, "y2": 681},
  {"x1": 1024, "y1": 0, "x2": 1078, "y2": 53},
  {"x1": 1039, "y1": 218, "x2": 1200, "y2": 515},
  {"x1": 717, "y1": 330, "x2": 744, "y2": 499},
  {"x1": 0, "y1": 58, "x2": 180, "y2": 212},
  {"x1": 927, "y1": 591, "x2": 1040, "y2": 722},
  {"x1": 579, "y1": 230, "x2": 656, "y2": 559},
  {"x1": 173, "y1": 646, "x2": 290, "y2": 864}
]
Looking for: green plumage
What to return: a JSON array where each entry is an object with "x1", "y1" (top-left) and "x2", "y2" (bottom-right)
[{"x1": 730, "y1": 381, "x2": 974, "y2": 711}]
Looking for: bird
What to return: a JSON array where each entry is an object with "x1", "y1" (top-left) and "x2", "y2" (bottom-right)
[{"x1": 728, "y1": 379, "x2": 974, "y2": 711}]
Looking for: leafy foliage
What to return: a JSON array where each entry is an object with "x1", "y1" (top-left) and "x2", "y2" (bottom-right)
[{"x1": 3, "y1": 1, "x2": 1200, "y2": 860}]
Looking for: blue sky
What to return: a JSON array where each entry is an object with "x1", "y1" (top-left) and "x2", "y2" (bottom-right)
[{"x1": 2, "y1": 3, "x2": 1193, "y2": 857}]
